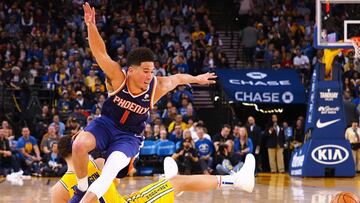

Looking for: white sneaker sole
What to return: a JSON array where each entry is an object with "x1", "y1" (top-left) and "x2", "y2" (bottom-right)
[
  {"x1": 234, "y1": 154, "x2": 255, "y2": 193},
  {"x1": 164, "y1": 157, "x2": 178, "y2": 179}
]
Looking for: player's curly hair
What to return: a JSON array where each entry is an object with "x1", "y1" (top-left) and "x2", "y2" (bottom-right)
[
  {"x1": 58, "y1": 134, "x2": 73, "y2": 158},
  {"x1": 126, "y1": 47, "x2": 155, "y2": 67}
]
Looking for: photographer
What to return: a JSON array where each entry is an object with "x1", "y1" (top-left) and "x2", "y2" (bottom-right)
[{"x1": 172, "y1": 138, "x2": 201, "y2": 175}]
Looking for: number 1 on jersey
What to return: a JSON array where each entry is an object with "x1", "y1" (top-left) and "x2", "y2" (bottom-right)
[{"x1": 120, "y1": 110, "x2": 130, "y2": 124}]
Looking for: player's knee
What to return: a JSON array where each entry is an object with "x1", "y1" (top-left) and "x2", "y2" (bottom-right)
[{"x1": 72, "y1": 132, "x2": 95, "y2": 154}]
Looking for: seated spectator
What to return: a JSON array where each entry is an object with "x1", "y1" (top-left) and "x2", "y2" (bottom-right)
[
  {"x1": 50, "y1": 115, "x2": 66, "y2": 137},
  {"x1": 34, "y1": 105, "x2": 52, "y2": 139},
  {"x1": 172, "y1": 138, "x2": 201, "y2": 175},
  {"x1": 174, "y1": 55, "x2": 189, "y2": 73},
  {"x1": 1, "y1": 120, "x2": 14, "y2": 140},
  {"x1": 0, "y1": 129, "x2": 20, "y2": 175},
  {"x1": 179, "y1": 98, "x2": 191, "y2": 116},
  {"x1": 152, "y1": 124, "x2": 161, "y2": 141},
  {"x1": 40, "y1": 125, "x2": 59, "y2": 155},
  {"x1": 168, "y1": 114, "x2": 187, "y2": 133},
  {"x1": 234, "y1": 127, "x2": 254, "y2": 162},
  {"x1": 213, "y1": 124, "x2": 233, "y2": 151},
  {"x1": 158, "y1": 129, "x2": 168, "y2": 142},
  {"x1": 290, "y1": 119, "x2": 304, "y2": 150},
  {"x1": 65, "y1": 117, "x2": 81, "y2": 136},
  {"x1": 195, "y1": 127, "x2": 214, "y2": 174},
  {"x1": 72, "y1": 90, "x2": 92, "y2": 111},
  {"x1": 214, "y1": 143, "x2": 243, "y2": 175},
  {"x1": 57, "y1": 90, "x2": 72, "y2": 114},
  {"x1": 169, "y1": 124, "x2": 184, "y2": 144},
  {"x1": 190, "y1": 123, "x2": 212, "y2": 142},
  {"x1": 183, "y1": 129, "x2": 195, "y2": 148},
  {"x1": 143, "y1": 124, "x2": 155, "y2": 140},
  {"x1": 41, "y1": 142, "x2": 66, "y2": 177},
  {"x1": 16, "y1": 127, "x2": 42, "y2": 176},
  {"x1": 70, "y1": 104, "x2": 88, "y2": 127}
]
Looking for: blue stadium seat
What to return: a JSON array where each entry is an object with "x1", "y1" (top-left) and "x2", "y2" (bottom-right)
[
  {"x1": 156, "y1": 141, "x2": 175, "y2": 157},
  {"x1": 140, "y1": 140, "x2": 157, "y2": 156}
]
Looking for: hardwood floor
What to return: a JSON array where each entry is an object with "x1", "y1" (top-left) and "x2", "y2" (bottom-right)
[{"x1": 0, "y1": 173, "x2": 359, "y2": 203}]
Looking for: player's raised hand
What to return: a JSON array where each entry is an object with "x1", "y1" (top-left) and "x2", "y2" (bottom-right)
[
  {"x1": 83, "y1": 2, "x2": 96, "y2": 26},
  {"x1": 195, "y1": 72, "x2": 217, "y2": 85}
]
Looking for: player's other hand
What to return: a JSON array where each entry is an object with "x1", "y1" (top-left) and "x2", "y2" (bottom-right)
[
  {"x1": 83, "y1": 2, "x2": 96, "y2": 26},
  {"x1": 196, "y1": 72, "x2": 217, "y2": 85}
]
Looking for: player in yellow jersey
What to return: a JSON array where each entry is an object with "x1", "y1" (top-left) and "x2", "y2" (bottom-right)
[{"x1": 52, "y1": 135, "x2": 255, "y2": 203}]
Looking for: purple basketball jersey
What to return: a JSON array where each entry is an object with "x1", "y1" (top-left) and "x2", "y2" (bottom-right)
[{"x1": 101, "y1": 74, "x2": 157, "y2": 134}]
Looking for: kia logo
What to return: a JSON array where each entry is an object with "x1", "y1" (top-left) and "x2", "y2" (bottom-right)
[
  {"x1": 246, "y1": 72, "x2": 267, "y2": 79},
  {"x1": 311, "y1": 145, "x2": 349, "y2": 165}
]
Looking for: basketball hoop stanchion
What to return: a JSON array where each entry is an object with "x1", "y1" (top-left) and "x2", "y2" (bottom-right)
[{"x1": 289, "y1": 45, "x2": 355, "y2": 178}]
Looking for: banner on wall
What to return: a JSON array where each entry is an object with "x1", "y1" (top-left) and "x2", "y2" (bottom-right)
[{"x1": 215, "y1": 69, "x2": 305, "y2": 104}]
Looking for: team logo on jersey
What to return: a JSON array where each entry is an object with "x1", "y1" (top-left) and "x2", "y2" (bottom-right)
[
  {"x1": 142, "y1": 94, "x2": 150, "y2": 102},
  {"x1": 113, "y1": 95, "x2": 149, "y2": 114}
]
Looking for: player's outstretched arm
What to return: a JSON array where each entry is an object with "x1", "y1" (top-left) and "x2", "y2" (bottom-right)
[
  {"x1": 83, "y1": 3, "x2": 124, "y2": 84},
  {"x1": 155, "y1": 72, "x2": 217, "y2": 102}
]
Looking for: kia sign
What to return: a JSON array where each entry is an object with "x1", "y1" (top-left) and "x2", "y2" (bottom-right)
[
  {"x1": 311, "y1": 145, "x2": 349, "y2": 165},
  {"x1": 216, "y1": 69, "x2": 305, "y2": 104}
]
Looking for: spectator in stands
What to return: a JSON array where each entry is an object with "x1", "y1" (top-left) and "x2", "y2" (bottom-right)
[
  {"x1": 265, "y1": 114, "x2": 285, "y2": 173},
  {"x1": 213, "y1": 124, "x2": 233, "y2": 151},
  {"x1": 172, "y1": 138, "x2": 200, "y2": 175},
  {"x1": 50, "y1": 115, "x2": 65, "y2": 137},
  {"x1": 345, "y1": 120, "x2": 360, "y2": 172},
  {"x1": 73, "y1": 90, "x2": 92, "y2": 111},
  {"x1": 234, "y1": 127, "x2": 253, "y2": 162},
  {"x1": 293, "y1": 47, "x2": 310, "y2": 83},
  {"x1": 40, "y1": 125, "x2": 59, "y2": 155},
  {"x1": 34, "y1": 105, "x2": 52, "y2": 139},
  {"x1": 195, "y1": 126, "x2": 214, "y2": 174},
  {"x1": 143, "y1": 124, "x2": 155, "y2": 141},
  {"x1": 241, "y1": 21, "x2": 258, "y2": 66},
  {"x1": 168, "y1": 114, "x2": 187, "y2": 132},
  {"x1": 41, "y1": 142, "x2": 66, "y2": 177},
  {"x1": 65, "y1": 117, "x2": 81, "y2": 136},
  {"x1": 246, "y1": 116, "x2": 261, "y2": 157},
  {"x1": 91, "y1": 94, "x2": 105, "y2": 114},
  {"x1": 158, "y1": 129, "x2": 168, "y2": 142},
  {"x1": 0, "y1": 129, "x2": 20, "y2": 175},
  {"x1": 175, "y1": 54, "x2": 189, "y2": 74},
  {"x1": 187, "y1": 50, "x2": 203, "y2": 75},
  {"x1": 214, "y1": 143, "x2": 243, "y2": 175},
  {"x1": 169, "y1": 124, "x2": 184, "y2": 145},
  {"x1": 16, "y1": 127, "x2": 42, "y2": 176},
  {"x1": 2, "y1": 120, "x2": 14, "y2": 139},
  {"x1": 58, "y1": 90, "x2": 72, "y2": 114},
  {"x1": 202, "y1": 51, "x2": 217, "y2": 72},
  {"x1": 290, "y1": 119, "x2": 304, "y2": 150},
  {"x1": 152, "y1": 124, "x2": 161, "y2": 141}
]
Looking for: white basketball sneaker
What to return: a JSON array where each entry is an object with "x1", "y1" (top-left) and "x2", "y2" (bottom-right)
[
  {"x1": 164, "y1": 157, "x2": 178, "y2": 179},
  {"x1": 233, "y1": 154, "x2": 256, "y2": 193},
  {"x1": 164, "y1": 157, "x2": 184, "y2": 196}
]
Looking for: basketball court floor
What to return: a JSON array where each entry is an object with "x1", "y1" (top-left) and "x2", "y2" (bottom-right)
[{"x1": 0, "y1": 173, "x2": 359, "y2": 203}]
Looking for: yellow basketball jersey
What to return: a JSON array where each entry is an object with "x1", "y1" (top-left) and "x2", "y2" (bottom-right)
[{"x1": 59, "y1": 160, "x2": 125, "y2": 203}]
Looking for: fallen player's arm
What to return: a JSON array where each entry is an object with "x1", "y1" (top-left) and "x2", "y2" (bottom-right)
[{"x1": 51, "y1": 182, "x2": 70, "y2": 203}]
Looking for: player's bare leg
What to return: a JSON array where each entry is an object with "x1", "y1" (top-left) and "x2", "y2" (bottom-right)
[
  {"x1": 166, "y1": 154, "x2": 256, "y2": 194},
  {"x1": 72, "y1": 131, "x2": 96, "y2": 191}
]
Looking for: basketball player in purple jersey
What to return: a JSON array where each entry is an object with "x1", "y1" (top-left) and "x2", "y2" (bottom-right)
[{"x1": 70, "y1": 3, "x2": 217, "y2": 203}]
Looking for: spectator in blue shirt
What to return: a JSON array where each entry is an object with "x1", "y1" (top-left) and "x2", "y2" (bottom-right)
[
  {"x1": 234, "y1": 127, "x2": 253, "y2": 162},
  {"x1": 16, "y1": 127, "x2": 42, "y2": 176},
  {"x1": 50, "y1": 115, "x2": 65, "y2": 137},
  {"x1": 195, "y1": 126, "x2": 214, "y2": 174}
]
